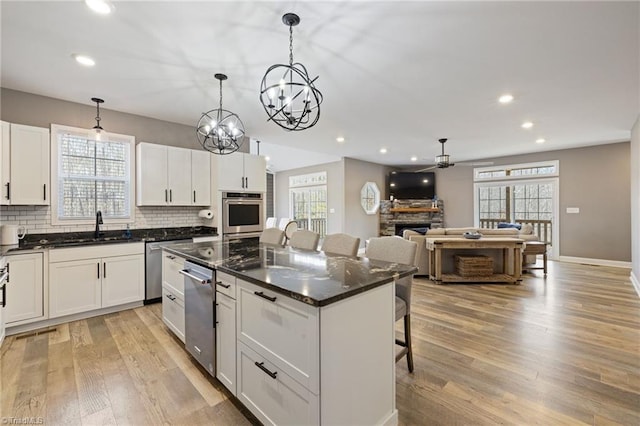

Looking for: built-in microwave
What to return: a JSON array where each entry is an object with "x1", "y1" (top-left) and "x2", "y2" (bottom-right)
[{"x1": 222, "y1": 192, "x2": 264, "y2": 236}]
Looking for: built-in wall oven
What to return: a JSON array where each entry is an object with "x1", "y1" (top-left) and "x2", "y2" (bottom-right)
[{"x1": 222, "y1": 192, "x2": 264, "y2": 240}]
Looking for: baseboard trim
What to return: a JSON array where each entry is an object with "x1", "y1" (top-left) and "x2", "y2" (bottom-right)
[
  {"x1": 631, "y1": 271, "x2": 640, "y2": 297},
  {"x1": 6, "y1": 301, "x2": 143, "y2": 336},
  {"x1": 556, "y1": 256, "x2": 632, "y2": 269}
]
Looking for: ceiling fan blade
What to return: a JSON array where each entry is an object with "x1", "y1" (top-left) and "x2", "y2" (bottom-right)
[
  {"x1": 414, "y1": 165, "x2": 437, "y2": 172},
  {"x1": 456, "y1": 161, "x2": 494, "y2": 167}
]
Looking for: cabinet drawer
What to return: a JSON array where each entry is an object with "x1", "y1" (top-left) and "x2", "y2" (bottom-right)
[
  {"x1": 215, "y1": 270, "x2": 236, "y2": 299},
  {"x1": 237, "y1": 280, "x2": 319, "y2": 393},
  {"x1": 162, "y1": 287, "x2": 185, "y2": 342},
  {"x1": 49, "y1": 242, "x2": 144, "y2": 262},
  {"x1": 162, "y1": 252, "x2": 185, "y2": 297},
  {"x1": 237, "y1": 342, "x2": 319, "y2": 426}
]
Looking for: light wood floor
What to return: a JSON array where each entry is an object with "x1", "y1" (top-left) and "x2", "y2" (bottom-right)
[{"x1": 1, "y1": 261, "x2": 638, "y2": 425}]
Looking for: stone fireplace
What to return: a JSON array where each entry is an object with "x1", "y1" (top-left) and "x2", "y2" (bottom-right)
[{"x1": 379, "y1": 199, "x2": 444, "y2": 237}]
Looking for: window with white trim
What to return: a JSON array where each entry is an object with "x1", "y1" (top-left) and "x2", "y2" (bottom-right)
[
  {"x1": 289, "y1": 172, "x2": 327, "y2": 237},
  {"x1": 51, "y1": 124, "x2": 135, "y2": 225}
]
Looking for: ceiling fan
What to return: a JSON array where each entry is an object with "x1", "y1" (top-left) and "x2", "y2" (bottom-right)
[{"x1": 416, "y1": 138, "x2": 494, "y2": 172}]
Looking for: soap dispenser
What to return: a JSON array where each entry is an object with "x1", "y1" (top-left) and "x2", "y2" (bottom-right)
[{"x1": 124, "y1": 224, "x2": 132, "y2": 239}]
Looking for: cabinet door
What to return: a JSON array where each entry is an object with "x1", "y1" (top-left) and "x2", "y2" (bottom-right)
[
  {"x1": 0, "y1": 121, "x2": 10, "y2": 206},
  {"x1": 9, "y1": 124, "x2": 50, "y2": 205},
  {"x1": 167, "y1": 146, "x2": 192, "y2": 205},
  {"x1": 49, "y1": 258, "x2": 101, "y2": 318},
  {"x1": 216, "y1": 152, "x2": 245, "y2": 191},
  {"x1": 102, "y1": 254, "x2": 145, "y2": 307},
  {"x1": 136, "y1": 142, "x2": 168, "y2": 206},
  {"x1": 6, "y1": 252, "x2": 44, "y2": 324},
  {"x1": 216, "y1": 291, "x2": 236, "y2": 395},
  {"x1": 162, "y1": 287, "x2": 185, "y2": 342},
  {"x1": 243, "y1": 154, "x2": 267, "y2": 193},
  {"x1": 191, "y1": 150, "x2": 211, "y2": 206},
  {"x1": 162, "y1": 252, "x2": 185, "y2": 297},
  {"x1": 237, "y1": 342, "x2": 319, "y2": 426}
]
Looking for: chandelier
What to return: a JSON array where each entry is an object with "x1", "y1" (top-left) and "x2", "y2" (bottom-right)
[
  {"x1": 197, "y1": 73, "x2": 245, "y2": 155},
  {"x1": 259, "y1": 13, "x2": 323, "y2": 131},
  {"x1": 90, "y1": 97, "x2": 106, "y2": 141}
]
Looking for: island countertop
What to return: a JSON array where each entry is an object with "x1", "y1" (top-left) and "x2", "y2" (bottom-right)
[{"x1": 163, "y1": 240, "x2": 417, "y2": 307}]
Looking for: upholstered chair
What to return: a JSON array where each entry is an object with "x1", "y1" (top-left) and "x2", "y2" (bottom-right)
[
  {"x1": 321, "y1": 233, "x2": 361, "y2": 257},
  {"x1": 289, "y1": 229, "x2": 320, "y2": 251},
  {"x1": 259, "y1": 228, "x2": 285, "y2": 246},
  {"x1": 365, "y1": 236, "x2": 418, "y2": 372}
]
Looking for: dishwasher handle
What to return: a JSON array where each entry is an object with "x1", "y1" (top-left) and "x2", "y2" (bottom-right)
[{"x1": 179, "y1": 269, "x2": 211, "y2": 284}]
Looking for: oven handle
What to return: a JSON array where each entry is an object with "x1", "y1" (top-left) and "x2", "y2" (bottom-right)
[{"x1": 179, "y1": 269, "x2": 211, "y2": 284}]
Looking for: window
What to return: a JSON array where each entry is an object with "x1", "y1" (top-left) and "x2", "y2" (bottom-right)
[
  {"x1": 51, "y1": 124, "x2": 135, "y2": 225},
  {"x1": 289, "y1": 172, "x2": 327, "y2": 237},
  {"x1": 474, "y1": 161, "x2": 558, "y2": 249}
]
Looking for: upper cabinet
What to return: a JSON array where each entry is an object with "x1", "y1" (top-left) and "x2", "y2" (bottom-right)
[
  {"x1": 217, "y1": 152, "x2": 266, "y2": 193},
  {"x1": 136, "y1": 142, "x2": 211, "y2": 206},
  {"x1": 1, "y1": 122, "x2": 50, "y2": 205}
]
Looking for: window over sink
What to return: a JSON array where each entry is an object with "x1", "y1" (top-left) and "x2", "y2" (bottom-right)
[{"x1": 50, "y1": 124, "x2": 135, "y2": 225}]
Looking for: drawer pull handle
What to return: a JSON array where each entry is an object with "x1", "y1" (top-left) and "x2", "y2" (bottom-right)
[
  {"x1": 165, "y1": 294, "x2": 176, "y2": 301},
  {"x1": 165, "y1": 255, "x2": 176, "y2": 260},
  {"x1": 216, "y1": 281, "x2": 231, "y2": 289},
  {"x1": 254, "y1": 291, "x2": 276, "y2": 302},
  {"x1": 255, "y1": 361, "x2": 277, "y2": 379}
]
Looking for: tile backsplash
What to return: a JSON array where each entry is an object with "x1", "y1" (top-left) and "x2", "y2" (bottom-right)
[{"x1": 0, "y1": 205, "x2": 213, "y2": 234}]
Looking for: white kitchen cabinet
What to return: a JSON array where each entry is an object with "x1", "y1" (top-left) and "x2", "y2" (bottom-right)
[
  {"x1": 49, "y1": 243, "x2": 144, "y2": 319},
  {"x1": 137, "y1": 142, "x2": 210, "y2": 206},
  {"x1": 191, "y1": 149, "x2": 211, "y2": 205},
  {"x1": 1, "y1": 122, "x2": 50, "y2": 205},
  {"x1": 235, "y1": 278, "x2": 397, "y2": 425},
  {"x1": 216, "y1": 271, "x2": 237, "y2": 395},
  {"x1": 5, "y1": 252, "x2": 45, "y2": 324},
  {"x1": 49, "y1": 259, "x2": 101, "y2": 318},
  {"x1": 216, "y1": 152, "x2": 266, "y2": 192},
  {"x1": 102, "y1": 254, "x2": 145, "y2": 307},
  {"x1": 162, "y1": 251, "x2": 186, "y2": 342}
]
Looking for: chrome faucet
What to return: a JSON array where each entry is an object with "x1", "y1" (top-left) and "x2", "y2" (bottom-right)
[{"x1": 95, "y1": 211, "x2": 104, "y2": 238}]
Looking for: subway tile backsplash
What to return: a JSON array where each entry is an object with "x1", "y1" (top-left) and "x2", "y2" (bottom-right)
[{"x1": 0, "y1": 205, "x2": 211, "y2": 234}]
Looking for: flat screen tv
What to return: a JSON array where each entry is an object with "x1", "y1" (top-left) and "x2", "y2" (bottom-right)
[{"x1": 388, "y1": 172, "x2": 436, "y2": 200}]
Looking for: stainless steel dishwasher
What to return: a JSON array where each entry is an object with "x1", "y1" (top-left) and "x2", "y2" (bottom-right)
[
  {"x1": 180, "y1": 260, "x2": 215, "y2": 376},
  {"x1": 145, "y1": 239, "x2": 192, "y2": 304}
]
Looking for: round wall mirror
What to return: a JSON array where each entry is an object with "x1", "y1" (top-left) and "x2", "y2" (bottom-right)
[{"x1": 361, "y1": 182, "x2": 380, "y2": 215}]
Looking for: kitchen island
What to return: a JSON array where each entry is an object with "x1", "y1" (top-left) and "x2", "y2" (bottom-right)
[{"x1": 163, "y1": 239, "x2": 416, "y2": 426}]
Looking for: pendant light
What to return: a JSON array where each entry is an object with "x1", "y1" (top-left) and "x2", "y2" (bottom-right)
[
  {"x1": 196, "y1": 73, "x2": 245, "y2": 155},
  {"x1": 259, "y1": 13, "x2": 323, "y2": 131},
  {"x1": 90, "y1": 97, "x2": 106, "y2": 141}
]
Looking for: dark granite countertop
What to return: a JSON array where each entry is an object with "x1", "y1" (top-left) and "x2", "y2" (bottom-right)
[
  {"x1": 1, "y1": 226, "x2": 218, "y2": 255},
  {"x1": 163, "y1": 240, "x2": 417, "y2": 307}
]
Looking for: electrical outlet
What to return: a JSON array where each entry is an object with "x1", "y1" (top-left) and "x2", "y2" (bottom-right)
[{"x1": 566, "y1": 207, "x2": 580, "y2": 214}]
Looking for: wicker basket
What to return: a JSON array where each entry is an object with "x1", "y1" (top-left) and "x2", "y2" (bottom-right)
[{"x1": 455, "y1": 255, "x2": 493, "y2": 277}]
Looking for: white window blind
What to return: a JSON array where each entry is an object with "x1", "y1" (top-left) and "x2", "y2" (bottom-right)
[{"x1": 51, "y1": 125, "x2": 135, "y2": 224}]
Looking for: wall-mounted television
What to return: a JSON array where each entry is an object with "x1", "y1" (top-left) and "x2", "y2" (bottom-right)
[{"x1": 388, "y1": 172, "x2": 436, "y2": 200}]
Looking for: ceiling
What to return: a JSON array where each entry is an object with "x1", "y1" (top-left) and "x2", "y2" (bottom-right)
[{"x1": 2, "y1": 1, "x2": 638, "y2": 172}]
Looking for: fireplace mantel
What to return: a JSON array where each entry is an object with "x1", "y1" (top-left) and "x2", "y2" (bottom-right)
[{"x1": 379, "y1": 199, "x2": 444, "y2": 236}]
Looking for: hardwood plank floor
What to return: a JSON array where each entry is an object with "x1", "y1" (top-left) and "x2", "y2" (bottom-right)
[{"x1": 1, "y1": 260, "x2": 638, "y2": 425}]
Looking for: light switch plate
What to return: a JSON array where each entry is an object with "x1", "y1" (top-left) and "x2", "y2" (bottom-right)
[
  {"x1": 566, "y1": 207, "x2": 580, "y2": 214},
  {"x1": 329, "y1": 208, "x2": 335, "y2": 213}
]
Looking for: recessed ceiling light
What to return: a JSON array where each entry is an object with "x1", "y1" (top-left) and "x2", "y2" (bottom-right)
[
  {"x1": 85, "y1": 0, "x2": 113, "y2": 15},
  {"x1": 521, "y1": 121, "x2": 534, "y2": 129},
  {"x1": 265, "y1": 156, "x2": 271, "y2": 161},
  {"x1": 498, "y1": 94, "x2": 514, "y2": 104},
  {"x1": 536, "y1": 138, "x2": 546, "y2": 144},
  {"x1": 410, "y1": 156, "x2": 417, "y2": 162},
  {"x1": 72, "y1": 54, "x2": 95, "y2": 67},
  {"x1": 336, "y1": 136, "x2": 345, "y2": 143},
  {"x1": 379, "y1": 148, "x2": 387, "y2": 154}
]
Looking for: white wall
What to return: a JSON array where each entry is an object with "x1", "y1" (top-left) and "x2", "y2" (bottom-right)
[{"x1": 630, "y1": 116, "x2": 639, "y2": 294}]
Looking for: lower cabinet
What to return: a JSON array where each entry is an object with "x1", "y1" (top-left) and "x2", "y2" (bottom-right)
[
  {"x1": 5, "y1": 252, "x2": 44, "y2": 325},
  {"x1": 237, "y1": 341, "x2": 319, "y2": 425},
  {"x1": 162, "y1": 251, "x2": 186, "y2": 342},
  {"x1": 216, "y1": 290, "x2": 236, "y2": 395},
  {"x1": 49, "y1": 243, "x2": 144, "y2": 319}
]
